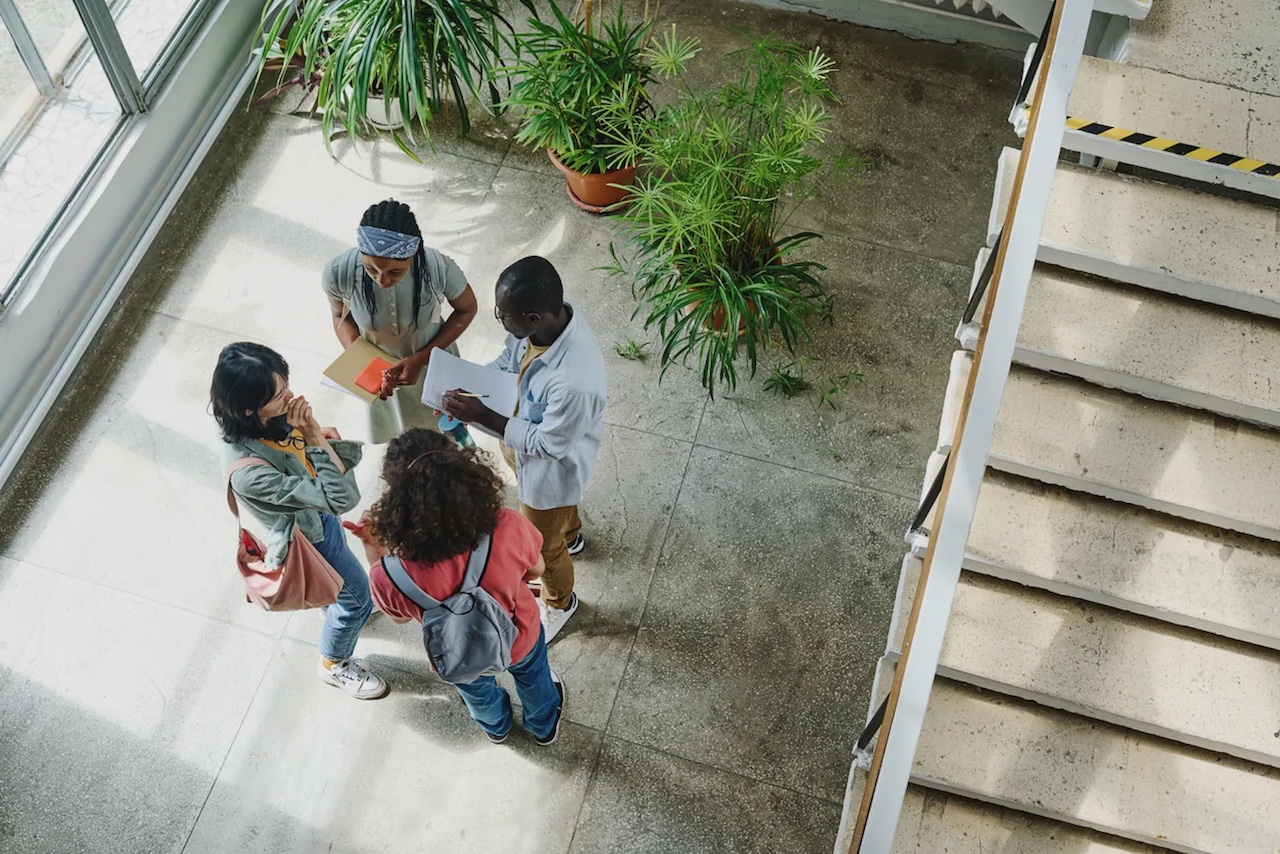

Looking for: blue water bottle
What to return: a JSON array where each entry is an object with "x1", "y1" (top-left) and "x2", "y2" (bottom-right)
[{"x1": 438, "y1": 412, "x2": 476, "y2": 449}]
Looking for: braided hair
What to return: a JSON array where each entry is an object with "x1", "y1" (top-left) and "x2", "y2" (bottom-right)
[{"x1": 358, "y1": 199, "x2": 433, "y2": 331}]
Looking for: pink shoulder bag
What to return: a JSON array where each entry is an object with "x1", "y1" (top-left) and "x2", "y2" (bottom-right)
[{"x1": 225, "y1": 457, "x2": 344, "y2": 611}]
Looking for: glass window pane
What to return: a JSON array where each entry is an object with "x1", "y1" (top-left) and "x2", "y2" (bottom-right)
[
  {"x1": 1, "y1": 1, "x2": 121, "y2": 295},
  {"x1": 11, "y1": 1, "x2": 84, "y2": 59},
  {"x1": 0, "y1": 12, "x2": 35, "y2": 117},
  {"x1": 109, "y1": 0, "x2": 207, "y2": 80}
]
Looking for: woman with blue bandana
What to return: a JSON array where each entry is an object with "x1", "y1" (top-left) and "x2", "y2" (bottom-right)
[{"x1": 322, "y1": 199, "x2": 479, "y2": 444}]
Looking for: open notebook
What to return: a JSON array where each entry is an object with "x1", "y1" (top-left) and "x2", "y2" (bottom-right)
[{"x1": 422, "y1": 350, "x2": 519, "y2": 438}]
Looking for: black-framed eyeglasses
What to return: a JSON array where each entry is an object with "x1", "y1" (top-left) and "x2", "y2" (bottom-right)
[
  {"x1": 279, "y1": 432, "x2": 306, "y2": 450},
  {"x1": 494, "y1": 306, "x2": 537, "y2": 322}
]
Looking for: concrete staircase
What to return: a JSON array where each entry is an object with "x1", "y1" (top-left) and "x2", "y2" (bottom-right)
[{"x1": 838, "y1": 2, "x2": 1280, "y2": 851}]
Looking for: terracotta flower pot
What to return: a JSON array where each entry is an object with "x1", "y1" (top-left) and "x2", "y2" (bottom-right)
[{"x1": 547, "y1": 149, "x2": 636, "y2": 213}]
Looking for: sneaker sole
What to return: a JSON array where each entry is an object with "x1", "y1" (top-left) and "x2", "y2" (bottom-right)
[
  {"x1": 567, "y1": 540, "x2": 585, "y2": 556},
  {"x1": 487, "y1": 730, "x2": 512, "y2": 744}
]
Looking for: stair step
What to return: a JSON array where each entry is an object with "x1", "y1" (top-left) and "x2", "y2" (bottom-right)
[
  {"x1": 1122, "y1": 0, "x2": 1278, "y2": 98},
  {"x1": 1018, "y1": 56, "x2": 1280, "y2": 198},
  {"x1": 973, "y1": 471, "x2": 1280, "y2": 651},
  {"x1": 910, "y1": 459, "x2": 1280, "y2": 652},
  {"x1": 890, "y1": 561, "x2": 1280, "y2": 768},
  {"x1": 989, "y1": 147, "x2": 1280, "y2": 319},
  {"x1": 961, "y1": 262, "x2": 1280, "y2": 428},
  {"x1": 840, "y1": 772, "x2": 1163, "y2": 854},
  {"x1": 941, "y1": 352, "x2": 1280, "y2": 543},
  {"x1": 908, "y1": 672, "x2": 1280, "y2": 852}
]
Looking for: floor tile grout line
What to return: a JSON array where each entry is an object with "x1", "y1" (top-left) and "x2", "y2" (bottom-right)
[
  {"x1": 794, "y1": 224, "x2": 979, "y2": 270},
  {"x1": 178, "y1": 645, "x2": 279, "y2": 854},
  {"x1": 0, "y1": 550, "x2": 289, "y2": 642},
  {"x1": 688, "y1": 439, "x2": 922, "y2": 503},
  {"x1": 142, "y1": 306, "x2": 340, "y2": 363},
  {"x1": 602, "y1": 730, "x2": 848, "y2": 807},
  {"x1": 601, "y1": 397, "x2": 707, "y2": 735},
  {"x1": 562, "y1": 727, "x2": 609, "y2": 854}
]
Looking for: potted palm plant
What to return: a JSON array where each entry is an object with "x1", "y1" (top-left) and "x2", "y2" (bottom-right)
[
  {"x1": 255, "y1": 0, "x2": 528, "y2": 156},
  {"x1": 501, "y1": 0, "x2": 698, "y2": 211},
  {"x1": 602, "y1": 36, "x2": 851, "y2": 396}
]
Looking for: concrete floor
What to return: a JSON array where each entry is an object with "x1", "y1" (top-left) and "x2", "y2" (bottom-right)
[{"x1": 0, "y1": 2, "x2": 1018, "y2": 851}]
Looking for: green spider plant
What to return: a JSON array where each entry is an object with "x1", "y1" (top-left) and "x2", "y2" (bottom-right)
[
  {"x1": 601, "y1": 35, "x2": 852, "y2": 397},
  {"x1": 501, "y1": 1, "x2": 695, "y2": 175},
  {"x1": 256, "y1": 0, "x2": 530, "y2": 157}
]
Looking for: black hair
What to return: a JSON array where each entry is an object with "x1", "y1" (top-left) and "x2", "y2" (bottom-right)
[
  {"x1": 359, "y1": 199, "x2": 432, "y2": 331},
  {"x1": 210, "y1": 342, "x2": 289, "y2": 444},
  {"x1": 497, "y1": 255, "x2": 563, "y2": 314}
]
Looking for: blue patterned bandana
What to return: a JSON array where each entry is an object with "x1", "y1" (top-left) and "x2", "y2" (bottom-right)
[{"x1": 356, "y1": 226, "x2": 421, "y2": 259}]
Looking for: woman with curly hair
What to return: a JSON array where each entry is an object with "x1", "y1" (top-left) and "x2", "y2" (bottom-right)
[{"x1": 350, "y1": 428, "x2": 566, "y2": 745}]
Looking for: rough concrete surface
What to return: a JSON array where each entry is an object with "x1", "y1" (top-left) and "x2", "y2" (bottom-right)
[{"x1": 0, "y1": 2, "x2": 1018, "y2": 851}]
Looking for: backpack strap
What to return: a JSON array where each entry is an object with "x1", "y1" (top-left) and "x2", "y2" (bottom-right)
[
  {"x1": 458, "y1": 535, "x2": 493, "y2": 593},
  {"x1": 225, "y1": 456, "x2": 270, "y2": 519},
  {"x1": 381, "y1": 555, "x2": 444, "y2": 613}
]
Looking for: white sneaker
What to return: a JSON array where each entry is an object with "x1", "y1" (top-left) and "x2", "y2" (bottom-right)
[
  {"x1": 317, "y1": 657, "x2": 389, "y2": 700},
  {"x1": 540, "y1": 593, "x2": 579, "y2": 644}
]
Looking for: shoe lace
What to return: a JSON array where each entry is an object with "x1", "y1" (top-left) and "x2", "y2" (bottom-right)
[{"x1": 335, "y1": 659, "x2": 368, "y2": 684}]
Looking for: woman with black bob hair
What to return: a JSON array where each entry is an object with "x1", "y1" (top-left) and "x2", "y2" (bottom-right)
[
  {"x1": 211, "y1": 341, "x2": 388, "y2": 700},
  {"x1": 322, "y1": 198, "x2": 478, "y2": 444},
  {"x1": 350, "y1": 429, "x2": 565, "y2": 744}
]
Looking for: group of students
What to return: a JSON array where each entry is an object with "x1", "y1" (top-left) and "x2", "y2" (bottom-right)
[{"x1": 209, "y1": 199, "x2": 607, "y2": 745}]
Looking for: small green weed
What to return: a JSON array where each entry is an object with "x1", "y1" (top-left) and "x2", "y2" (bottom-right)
[
  {"x1": 614, "y1": 337, "x2": 650, "y2": 362},
  {"x1": 764, "y1": 361, "x2": 812, "y2": 397},
  {"x1": 819, "y1": 371, "x2": 864, "y2": 409}
]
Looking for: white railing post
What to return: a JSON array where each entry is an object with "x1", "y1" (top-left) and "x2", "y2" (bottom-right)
[{"x1": 849, "y1": 1, "x2": 1094, "y2": 851}]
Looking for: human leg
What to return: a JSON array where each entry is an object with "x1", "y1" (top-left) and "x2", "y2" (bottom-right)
[
  {"x1": 313, "y1": 513, "x2": 374, "y2": 660},
  {"x1": 508, "y1": 626, "x2": 564, "y2": 742},
  {"x1": 311, "y1": 514, "x2": 386, "y2": 698},
  {"x1": 519, "y1": 503, "x2": 577, "y2": 610},
  {"x1": 453, "y1": 675, "x2": 515, "y2": 738}
]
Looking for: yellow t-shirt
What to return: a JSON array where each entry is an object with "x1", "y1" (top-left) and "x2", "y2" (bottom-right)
[
  {"x1": 501, "y1": 341, "x2": 550, "y2": 472},
  {"x1": 262, "y1": 428, "x2": 316, "y2": 477}
]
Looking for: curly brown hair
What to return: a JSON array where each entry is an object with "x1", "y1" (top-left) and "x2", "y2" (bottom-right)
[{"x1": 367, "y1": 428, "x2": 505, "y2": 564}]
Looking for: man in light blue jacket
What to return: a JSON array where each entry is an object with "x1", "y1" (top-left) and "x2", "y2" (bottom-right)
[{"x1": 444, "y1": 256, "x2": 606, "y2": 642}]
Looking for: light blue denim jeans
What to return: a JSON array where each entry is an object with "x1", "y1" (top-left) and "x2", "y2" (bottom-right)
[
  {"x1": 311, "y1": 513, "x2": 373, "y2": 661},
  {"x1": 453, "y1": 626, "x2": 560, "y2": 739}
]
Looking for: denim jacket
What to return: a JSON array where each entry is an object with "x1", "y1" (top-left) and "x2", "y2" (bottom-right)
[
  {"x1": 221, "y1": 437, "x2": 364, "y2": 567},
  {"x1": 491, "y1": 302, "x2": 606, "y2": 510}
]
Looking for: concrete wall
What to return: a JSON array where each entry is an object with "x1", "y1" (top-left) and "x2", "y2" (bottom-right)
[
  {"x1": 0, "y1": 0, "x2": 260, "y2": 485},
  {"x1": 744, "y1": 0, "x2": 1034, "y2": 51}
]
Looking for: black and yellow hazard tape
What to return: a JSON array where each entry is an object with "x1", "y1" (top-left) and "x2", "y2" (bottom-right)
[{"x1": 1065, "y1": 115, "x2": 1280, "y2": 177}]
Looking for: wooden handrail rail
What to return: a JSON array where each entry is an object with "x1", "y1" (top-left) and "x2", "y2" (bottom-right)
[{"x1": 845, "y1": 1, "x2": 1094, "y2": 850}]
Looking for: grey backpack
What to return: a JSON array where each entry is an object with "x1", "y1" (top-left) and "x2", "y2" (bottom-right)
[{"x1": 381, "y1": 536, "x2": 518, "y2": 684}]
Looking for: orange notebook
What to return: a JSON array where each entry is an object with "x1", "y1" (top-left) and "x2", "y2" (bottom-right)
[{"x1": 354, "y1": 358, "x2": 394, "y2": 395}]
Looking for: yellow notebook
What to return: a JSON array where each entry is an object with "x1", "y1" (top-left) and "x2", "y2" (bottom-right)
[{"x1": 321, "y1": 339, "x2": 399, "y2": 404}]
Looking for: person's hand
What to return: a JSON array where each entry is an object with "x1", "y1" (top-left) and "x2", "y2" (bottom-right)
[
  {"x1": 441, "y1": 389, "x2": 487, "y2": 424},
  {"x1": 343, "y1": 513, "x2": 389, "y2": 565},
  {"x1": 321, "y1": 426, "x2": 342, "y2": 441},
  {"x1": 378, "y1": 353, "x2": 429, "y2": 400},
  {"x1": 286, "y1": 396, "x2": 324, "y2": 443}
]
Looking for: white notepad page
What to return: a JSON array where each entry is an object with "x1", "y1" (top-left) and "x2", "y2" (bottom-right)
[{"x1": 422, "y1": 349, "x2": 519, "y2": 418}]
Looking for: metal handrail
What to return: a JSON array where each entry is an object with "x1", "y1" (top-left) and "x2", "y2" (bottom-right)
[
  {"x1": 1013, "y1": 0, "x2": 1057, "y2": 108},
  {"x1": 961, "y1": 230, "x2": 1002, "y2": 325},
  {"x1": 907, "y1": 450, "x2": 949, "y2": 535},
  {"x1": 846, "y1": 2, "x2": 1094, "y2": 850}
]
